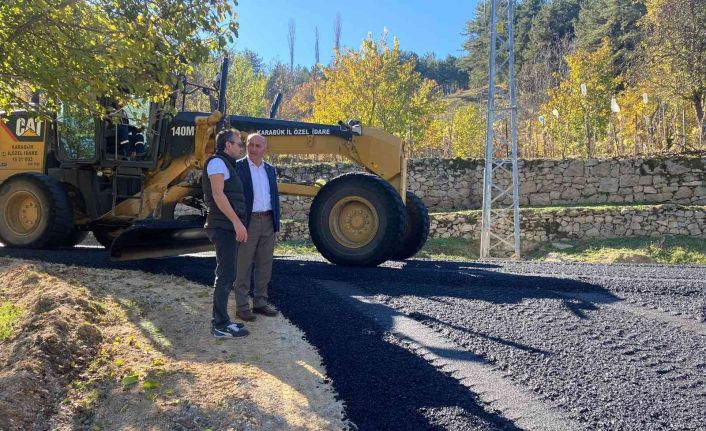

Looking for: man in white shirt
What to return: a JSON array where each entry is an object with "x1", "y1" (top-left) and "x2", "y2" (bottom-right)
[
  {"x1": 233, "y1": 133, "x2": 281, "y2": 321},
  {"x1": 202, "y1": 129, "x2": 249, "y2": 338}
]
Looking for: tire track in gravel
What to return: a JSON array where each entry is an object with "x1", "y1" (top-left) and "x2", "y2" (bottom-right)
[
  {"x1": 550, "y1": 290, "x2": 706, "y2": 336},
  {"x1": 267, "y1": 266, "x2": 522, "y2": 431},
  {"x1": 320, "y1": 280, "x2": 583, "y2": 431},
  {"x1": 369, "y1": 274, "x2": 706, "y2": 430}
]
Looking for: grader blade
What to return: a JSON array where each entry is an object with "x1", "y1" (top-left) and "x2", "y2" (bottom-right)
[{"x1": 109, "y1": 220, "x2": 213, "y2": 261}]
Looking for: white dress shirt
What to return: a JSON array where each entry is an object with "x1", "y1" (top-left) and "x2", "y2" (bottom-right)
[{"x1": 248, "y1": 157, "x2": 272, "y2": 212}]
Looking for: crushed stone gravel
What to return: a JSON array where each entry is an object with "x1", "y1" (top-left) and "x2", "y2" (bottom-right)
[{"x1": 2, "y1": 247, "x2": 705, "y2": 430}]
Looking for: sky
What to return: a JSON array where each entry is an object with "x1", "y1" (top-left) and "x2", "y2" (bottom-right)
[{"x1": 234, "y1": 0, "x2": 480, "y2": 68}]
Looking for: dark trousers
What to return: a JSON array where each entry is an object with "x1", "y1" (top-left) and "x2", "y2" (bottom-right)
[{"x1": 206, "y1": 228, "x2": 238, "y2": 329}]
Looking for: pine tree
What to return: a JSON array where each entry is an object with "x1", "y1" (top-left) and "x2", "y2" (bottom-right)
[{"x1": 575, "y1": 0, "x2": 647, "y2": 76}]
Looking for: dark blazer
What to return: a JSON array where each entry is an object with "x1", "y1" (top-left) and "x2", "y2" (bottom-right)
[{"x1": 235, "y1": 157, "x2": 281, "y2": 232}]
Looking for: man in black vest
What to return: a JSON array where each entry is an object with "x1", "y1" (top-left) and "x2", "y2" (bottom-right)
[{"x1": 203, "y1": 129, "x2": 249, "y2": 338}]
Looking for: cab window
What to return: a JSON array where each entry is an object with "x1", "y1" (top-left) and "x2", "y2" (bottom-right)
[
  {"x1": 105, "y1": 99, "x2": 158, "y2": 162},
  {"x1": 56, "y1": 104, "x2": 97, "y2": 161}
]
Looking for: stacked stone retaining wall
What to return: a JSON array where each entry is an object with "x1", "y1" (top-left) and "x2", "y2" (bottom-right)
[
  {"x1": 279, "y1": 205, "x2": 706, "y2": 251},
  {"x1": 276, "y1": 156, "x2": 706, "y2": 219}
]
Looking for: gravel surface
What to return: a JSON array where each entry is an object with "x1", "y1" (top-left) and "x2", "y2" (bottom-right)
[{"x1": 3, "y1": 246, "x2": 705, "y2": 430}]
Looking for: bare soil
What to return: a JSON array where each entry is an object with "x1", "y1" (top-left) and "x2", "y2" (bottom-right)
[{"x1": 0, "y1": 257, "x2": 347, "y2": 431}]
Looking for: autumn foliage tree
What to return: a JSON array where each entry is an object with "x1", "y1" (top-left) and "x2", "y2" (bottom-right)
[
  {"x1": 540, "y1": 41, "x2": 618, "y2": 157},
  {"x1": 187, "y1": 53, "x2": 268, "y2": 117},
  {"x1": 640, "y1": 0, "x2": 706, "y2": 142},
  {"x1": 310, "y1": 33, "x2": 446, "y2": 156},
  {"x1": 0, "y1": 0, "x2": 238, "y2": 116}
]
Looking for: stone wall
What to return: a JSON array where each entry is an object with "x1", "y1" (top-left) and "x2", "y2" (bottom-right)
[
  {"x1": 279, "y1": 205, "x2": 706, "y2": 250},
  {"x1": 275, "y1": 156, "x2": 706, "y2": 219},
  {"x1": 430, "y1": 204, "x2": 706, "y2": 248}
]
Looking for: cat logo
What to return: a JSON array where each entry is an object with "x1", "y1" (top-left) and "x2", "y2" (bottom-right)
[{"x1": 15, "y1": 118, "x2": 43, "y2": 137}]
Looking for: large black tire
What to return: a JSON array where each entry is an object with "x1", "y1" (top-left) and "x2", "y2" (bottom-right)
[
  {"x1": 0, "y1": 173, "x2": 74, "y2": 248},
  {"x1": 392, "y1": 191, "x2": 430, "y2": 260},
  {"x1": 53, "y1": 183, "x2": 88, "y2": 248},
  {"x1": 92, "y1": 228, "x2": 124, "y2": 249},
  {"x1": 308, "y1": 172, "x2": 406, "y2": 267}
]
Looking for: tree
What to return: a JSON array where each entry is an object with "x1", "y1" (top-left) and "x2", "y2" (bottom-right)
[
  {"x1": 288, "y1": 19, "x2": 296, "y2": 73},
  {"x1": 539, "y1": 41, "x2": 618, "y2": 157},
  {"x1": 286, "y1": 67, "x2": 324, "y2": 121},
  {"x1": 310, "y1": 33, "x2": 446, "y2": 154},
  {"x1": 186, "y1": 53, "x2": 268, "y2": 117},
  {"x1": 265, "y1": 62, "x2": 312, "y2": 120},
  {"x1": 0, "y1": 0, "x2": 237, "y2": 116},
  {"x1": 414, "y1": 53, "x2": 468, "y2": 93},
  {"x1": 243, "y1": 49, "x2": 265, "y2": 75},
  {"x1": 458, "y1": 1, "x2": 492, "y2": 92},
  {"x1": 333, "y1": 12, "x2": 342, "y2": 52},
  {"x1": 523, "y1": 0, "x2": 581, "y2": 65},
  {"x1": 640, "y1": 0, "x2": 706, "y2": 141},
  {"x1": 314, "y1": 26, "x2": 320, "y2": 65},
  {"x1": 451, "y1": 104, "x2": 486, "y2": 158},
  {"x1": 574, "y1": 0, "x2": 646, "y2": 75},
  {"x1": 514, "y1": 0, "x2": 545, "y2": 70}
]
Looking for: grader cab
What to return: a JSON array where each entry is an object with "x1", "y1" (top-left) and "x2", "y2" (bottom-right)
[{"x1": 0, "y1": 59, "x2": 429, "y2": 266}]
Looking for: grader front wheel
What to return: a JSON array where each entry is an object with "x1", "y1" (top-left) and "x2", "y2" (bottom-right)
[
  {"x1": 0, "y1": 174, "x2": 74, "y2": 248},
  {"x1": 309, "y1": 173, "x2": 406, "y2": 267}
]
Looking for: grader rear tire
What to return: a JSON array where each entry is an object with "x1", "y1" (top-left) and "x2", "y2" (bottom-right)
[
  {"x1": 0, "y1": 173, "x2": 74, "y2": 248},
  {"x1": 308, "y1": 172, "x2": 406, "y2": 267},
  {"x1": 392, "y1": 191, "x2": 430, "y2": 260}
]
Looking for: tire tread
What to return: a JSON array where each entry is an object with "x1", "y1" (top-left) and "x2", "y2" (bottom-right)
[
  {"x1": 0, "y1": 173, "x2": 74, "y2": 248},
  {"x1": 309, "y1": 172, "x2": 406, "y2": 267}
]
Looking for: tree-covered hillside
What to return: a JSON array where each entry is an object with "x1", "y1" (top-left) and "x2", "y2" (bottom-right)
[{"x1": 1, "y1": 1, "x2": 703, "y2": 159}]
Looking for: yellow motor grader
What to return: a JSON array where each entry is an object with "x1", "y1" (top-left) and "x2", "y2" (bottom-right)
[{"x1": 0, "y1": 59, "x2": 429, "y2": 266}]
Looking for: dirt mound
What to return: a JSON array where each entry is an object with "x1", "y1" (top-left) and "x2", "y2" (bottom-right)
[
  {"x1": 0, "y1": 260, "x2": 106, "y2": 430},
  {"x1": 0, "y1": 258, "x2": 347, "y2": 431}
]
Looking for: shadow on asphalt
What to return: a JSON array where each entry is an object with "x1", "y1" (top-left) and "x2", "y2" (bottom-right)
[
  {"x1": 407, "y1": 311, "x2": 553, "y2": 356},
  {"x1": 0, "y1": 247, "x2": 617, "y2": 430}
]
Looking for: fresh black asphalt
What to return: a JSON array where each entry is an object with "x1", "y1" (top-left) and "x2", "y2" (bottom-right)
[{"x1": 2, "y1": 246, "x2": 705, "y2": 430}]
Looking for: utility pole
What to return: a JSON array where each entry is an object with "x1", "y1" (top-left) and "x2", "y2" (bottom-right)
[{"x1": 480, "y1": 0, "x2": 520, "y2": 259}]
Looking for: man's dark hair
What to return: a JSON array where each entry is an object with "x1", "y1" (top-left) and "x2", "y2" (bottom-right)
[{"x1": 215, "y1": 129, "x2": 239, "y2": 151}]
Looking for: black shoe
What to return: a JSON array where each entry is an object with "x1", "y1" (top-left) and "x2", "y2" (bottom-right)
[
  {"x1": 212, "y1": 323, "x2": 249, "y2": 338},
  {"x1": 253, "y1": 305, "x2": 279, "y2": 317}
]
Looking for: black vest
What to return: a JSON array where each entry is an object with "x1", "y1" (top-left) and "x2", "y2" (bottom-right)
[{"x1": 202, "y1": 152, "x2": 247, "y2": 231}]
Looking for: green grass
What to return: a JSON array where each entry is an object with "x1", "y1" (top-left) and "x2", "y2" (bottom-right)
[
  {"x1": 414, "y1": 238, "x2": 480, "y2": 260},
  {"x1": 276, "y1": 235, "x2": 706, "y2": 265},
  {"x1": 442, "y1": 88, "x2": 482, "y2": 110},
  {"x1": 526, "y1": 235, "x2": 706, "y2": 265},
  {"x1": 275, "y1": 239, "x2": 319, "y2": 256},
  {"x1": 0, "y1": 302, "x2": 22, "y2": 341}
]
